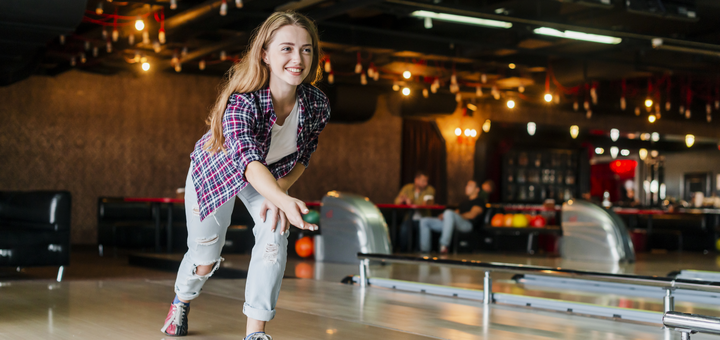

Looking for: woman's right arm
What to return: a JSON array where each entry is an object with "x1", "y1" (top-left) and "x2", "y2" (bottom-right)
[{"x1": 245, "y1": 161, "x2": 316, "y2": 230}]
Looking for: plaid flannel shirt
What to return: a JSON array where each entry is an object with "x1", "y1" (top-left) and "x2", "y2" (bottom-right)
[{"x1": 190, "y1": 83, "x2": 330, "y2": 221}]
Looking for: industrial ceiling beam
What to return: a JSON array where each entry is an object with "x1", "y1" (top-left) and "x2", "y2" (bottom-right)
[
  {"x1": 306, "y1": 0, "x2": 385, "y2": 21},
  {"x1": 386, "y1": 0, "x2": 720, "y2": 52}
]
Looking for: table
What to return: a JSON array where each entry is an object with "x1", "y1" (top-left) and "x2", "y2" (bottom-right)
[
  {"x1": 124, "y1": 197, "x2": 184, "y2": 253},
  {"x1": 375, "y1": 204, "x2": 447, "y2": 252}
]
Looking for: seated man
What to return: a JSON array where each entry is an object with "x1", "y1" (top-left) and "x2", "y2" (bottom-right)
[
  {"x1": 419, "y1": 179, "x2": 486, "y2": 254},
  {"x1": 395, "y1": 171, "x2": 435, "y2": 252}
]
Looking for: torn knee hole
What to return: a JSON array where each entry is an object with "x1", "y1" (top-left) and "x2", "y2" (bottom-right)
[
  {"x1": 196, "y1": 234, "x2": 219, "y2": 246},
  {"x1": 263, "y1": 243, "x2": 279, "y2": 264},
  {"x1": 190, "y1": 259, "x2": 223, "y2": 279}
]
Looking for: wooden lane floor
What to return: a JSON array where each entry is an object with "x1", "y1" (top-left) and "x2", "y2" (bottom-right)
[
  {"x1": 132, "y1": 251, "x2": 720, "y2": 317},
  {"x1": 1, "y1": 277, "x2": 714, "y2": 339}
]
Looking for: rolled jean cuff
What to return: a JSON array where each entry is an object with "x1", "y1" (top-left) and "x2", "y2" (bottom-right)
[{"x1": 243, "y1": 302, "x2": 275, "y2": 321}]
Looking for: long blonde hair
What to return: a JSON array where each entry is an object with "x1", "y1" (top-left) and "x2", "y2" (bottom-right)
[{"x1": 204, "y1": 11, "x2": 323, "y2": 153}]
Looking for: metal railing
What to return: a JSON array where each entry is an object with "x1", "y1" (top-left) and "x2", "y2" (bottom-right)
[
  {"x1": 356, "y1": 253, "x2": 720, "y2": 328},
  {"x1": 664, "y1": 312, "x2": 720, "y2": 340}
]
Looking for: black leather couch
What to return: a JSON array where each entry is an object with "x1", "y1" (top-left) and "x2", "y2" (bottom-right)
[
  {"x1": 98, "y1": 197, "x2": 255, "y2": 255},
  {"x1": 0, "y1": 191, "x2": 71, "y2": 280}
]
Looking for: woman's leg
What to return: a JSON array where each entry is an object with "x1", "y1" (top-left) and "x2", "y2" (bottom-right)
[
  {"x1": 173, "y1": 168, "x2": 234, "y2": 302},
  {"x1": 237, "y1": 183, "x2": 289, "y2": 335}
]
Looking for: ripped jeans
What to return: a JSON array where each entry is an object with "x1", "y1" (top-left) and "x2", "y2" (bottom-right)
[{"x1": 173, "y1": 164, "x2": 289, "y2": 322}]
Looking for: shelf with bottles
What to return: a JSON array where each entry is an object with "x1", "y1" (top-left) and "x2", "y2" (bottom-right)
[{"x1": 502, "y1": 149, "x2": 579, "y2": 204}]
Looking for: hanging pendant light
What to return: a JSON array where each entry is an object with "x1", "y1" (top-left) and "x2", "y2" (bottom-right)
[
  {"x1": 686, "y1": 134, "x2": 695, "y2": 148},
  {"x1": 527, "y1": 122, "x2": 536, "y2": 136},
  {"x1": 570, "y1": 125, "x2": 579, "y2": 139}
]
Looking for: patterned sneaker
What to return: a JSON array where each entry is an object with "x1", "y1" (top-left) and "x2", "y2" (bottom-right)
[
  {"x1": 245, "y1": 332, "x2": 273, "y2": 340},
  {"x1": 161, "y1": 302, "x2": 190, "y2": 336}
]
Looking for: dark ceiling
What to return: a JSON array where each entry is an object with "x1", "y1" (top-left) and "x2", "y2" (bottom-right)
[{"x1": 5, "y1": 0, "x2": 720, "y2": 127}]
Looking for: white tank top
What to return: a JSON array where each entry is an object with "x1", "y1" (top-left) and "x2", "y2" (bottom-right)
[{"x1": 266, "y1": 98, "x2": 299, "y2": 165}]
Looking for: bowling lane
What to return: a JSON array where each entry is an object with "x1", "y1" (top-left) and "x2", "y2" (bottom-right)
[
  {"x1": 2, "y1": 276, "x2": 716, "y2": 339},
  {"x1": 151, "y1": 278, "x2": 714, "y2": 340},
  {"x1": 0, "y1": 280, "x2": 436, "y2": 340}
]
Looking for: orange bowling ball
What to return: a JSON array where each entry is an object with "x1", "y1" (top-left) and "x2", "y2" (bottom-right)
[
  {"x1": 294, "y1": 262, "x2": 313, "y2": 279},
  {"x1": 503, "y1": 214, "x2": 514, "y2": 227},
  {"x1": 295, "y1": 236, "x2": 314, "y2": 258},
  {"x1": 490, "y1": 213, "x2": 504, "y2": 227}
]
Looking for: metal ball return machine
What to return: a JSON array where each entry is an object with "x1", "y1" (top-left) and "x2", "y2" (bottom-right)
[
  {"x1": 314, "y1": 191, "x2": 391, "y2": 264},
  {"x1": 560, "y1": 199, "x2": 635, "y2": 263}
]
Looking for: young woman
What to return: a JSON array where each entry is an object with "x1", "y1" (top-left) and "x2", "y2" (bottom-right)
[{"x1": 161, "y1": 11, "x2": 330, "y2": 340}]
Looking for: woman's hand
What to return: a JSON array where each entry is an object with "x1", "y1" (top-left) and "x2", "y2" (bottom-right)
[
  {"x1": 278, "y1": 196, "x2": 318, "y2": 231},
  {"x1": 259, "y1": 199, "x2": 290, "y2": 233}
]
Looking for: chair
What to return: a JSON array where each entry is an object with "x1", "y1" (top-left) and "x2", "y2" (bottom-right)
[
  {"x1": 452, "y1": 207, "x2": 495, "y2": 254},
  {"x1": 0, "y1": 191, "x2": 71, "y2": 281}
]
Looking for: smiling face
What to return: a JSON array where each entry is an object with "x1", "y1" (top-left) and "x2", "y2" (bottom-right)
[{"x1": 263, "y1": 25, "x2": 314, "y2": 88}]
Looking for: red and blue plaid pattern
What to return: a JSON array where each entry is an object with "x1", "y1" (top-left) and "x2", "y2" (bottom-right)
[{"x1": 190, "y1": 84, "x2": 330, "y2": 221}]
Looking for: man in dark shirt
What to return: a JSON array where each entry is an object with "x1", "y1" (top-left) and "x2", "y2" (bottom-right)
[{"x1": 418, "y1": 179, "x2": 488, "y2": 254}]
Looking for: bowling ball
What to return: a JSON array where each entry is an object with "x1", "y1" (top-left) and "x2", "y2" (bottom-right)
[
  {"x1": 512, "y1": 214, "x2": 528, "y2": 228},
  {"x1": 303, "y1": 210, "x2": 320, "y2": 224},
  {"x1": 295, "y1": 236, "x2": 314, "y2": 258},
  {"x1": 530, "y1": 216, "x2": 547, "y2": 228},
  {"x1": 503, "y1": 214, "x2": 514, "y2": 227},
  {"x1": 490, "y1": 213, "x2": 504, "y2": 227},
  {"x1": 294, "y1": 262, "x2": 313, "y2": 279}
]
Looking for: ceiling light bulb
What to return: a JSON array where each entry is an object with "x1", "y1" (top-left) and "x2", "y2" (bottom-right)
[
  {"x1": 96, "y1": 2, "x2": 104, "y2": 15},
  {"x1": 476, "y1": 86, "x2": 483, "y2": 97},
  {"x1": 508, "y1": 63, "x2": 516, "y2": 69},
  {"x1": 686, "y1": 134, "x2": 695, "y2": 148},
  {"x1": 422, "y1": 88, "x2": 429, "y2": 98},
  {"x1": 651, "y1": 132, "x2": 660, "y2": 142},
  {"x1": 570, "y1": 125, "x2": 579, "y2": 139},
  {"x1": 235, "y1": 0, "x2": 243, "y2": 8},
  {"x1": 403, "y1": 70, "x2": 411, "y2": 79},
  {"x1": 402, "y1": 87, "x2": 410, "y2": 96},
  {"x1": 645, "y1": 98, "x2": 653, "y2": 108},
  {"x1": 610, "y1": 128, "x2": 619, "y2": 142},
  {"x1": 464, "y1": 129, "x2": 471, "y2": 137},
  {"x1": 507, "y1": 100, "x2": 515, "y2": 109},
  {"x1": 220, "y1": 0, "x2": 227, "y2": 15},
  {"x1": 482, "y1": 119, "x2": 491, "y2": 133},
  {"x1": 455, "y1": 128, "x2": 462, "y2": 136},
  {"x1": 170, "y1": 0, "x2": 177, "y2": 9},
  {"x1": 324, "y1": 60, "x2": 331, "y2": 73},
  {"x1": 651, "y1": 150, "x2": 659, "y2": 158},
  {"x1": 527, "y1": 122, "x2": 536, "y2": 136},
  {"x1": 141, "y1": 62, "x2": 150, "y2": 71},
  {"x1": 648, "y1": 114, "x2": 656, "y2": 123},
  {"x1": 595, "y1": 147, "x2": 604, "y2": 155},
  {"x1": 544, "y1": 93, "x2": 552, "y2": 102},
  {"x1": 199, "y1": 60, "x2": 206, "y2": 70},
  {"x1": 470, "y1": 129, "x2": 477, "y2": 137},
  {"x1": 392, "y1": 84, "x2": 400, "y2": 91},
  {"x1": 424, "y1": 17, "x2": 433, "y2": 29},
  {"x1": 610, "y1": 146, "x2": 619, "y2": 159},
  {"x1": 135, "y1": 17, "x2": 145, "y2": 31},
  {"x1": 361, "y1": 73, "x2": 367, "y2": 85},
  {"x1": 621, "y1": 149, "x2": 630, "y2": 156},
  {"x1": 639, "y1": 148, "x2": 648, "y2": 160}
]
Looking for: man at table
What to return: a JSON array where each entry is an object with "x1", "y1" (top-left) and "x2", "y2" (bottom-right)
[
  {"x1": 395, "y1": 171, "x2": 435, "y2": 252},
  {"x1": 418, "y1": 179, "x2": 486, "y2": 254}
]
